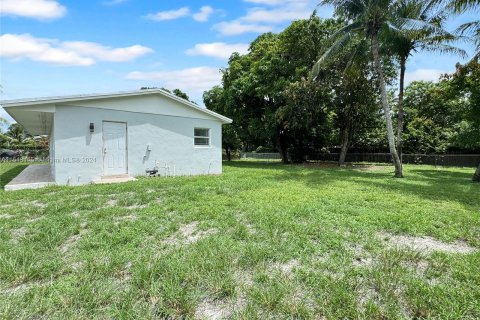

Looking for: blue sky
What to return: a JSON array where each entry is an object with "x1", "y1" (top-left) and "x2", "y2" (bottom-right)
[{"x1": 0, "y1": 0, "x2": 477, "y2": 123}]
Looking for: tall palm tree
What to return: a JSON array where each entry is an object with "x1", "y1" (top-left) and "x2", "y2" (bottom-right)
[
  {"x1": 313, "y1": 0, "x2": 451, "y2": 177},
  {"x1": 389, "y1": 0, "x2": 466, "y2": 158}
]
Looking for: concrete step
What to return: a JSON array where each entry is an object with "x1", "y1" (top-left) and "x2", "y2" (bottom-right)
[{"x1": 92, "y1": 175, "x2": 136, "y2": 184}]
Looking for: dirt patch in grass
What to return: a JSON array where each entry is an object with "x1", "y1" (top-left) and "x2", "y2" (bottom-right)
[
  {"x1": 195, "y1": 297, "x2": 233, "y2": 320},
  {"x1": 26, "y1": 216, "x2": 44, "y2": 223},
  {"x1": 60, "y1": 234, "x2": 82, "y2": 254},
  {"x1": 103, "y1": 199, "x2": 117, "y2": 208},
  {"x1": 1, "y1": 280, "x2": 48, "y2": 295},
  {"x1": 114, "y1": 261, "x2": 133, "y2": 286},
  {"x1": 348, "y1": 244, "x2": 374, "y2": 267},
  {"x1": 11, "y1": 227, "x2": 27, "y2": 243},
  {"x1": 70, "y1": 211, "x2": 80, "y2": 217},
  {"x1": 70, "y1": 261, "x2": 84, "y2": 271},
  {"x1": 31, "y1": 200, "x2": 47, "y2": 209},
  {"x1": 163, "y1": 222, "x2": 218, "y2": 246},
  {"x1": 124, "y1": 204, "x2": 148, "y2": 210},
  {"x1": 60, "y1": 223, "x2": 88, "y2": 254},
  {"x1": 272, "y1": 259, "x2": 300, "y2": 277},
  {"x1": 234, "y1": 270, "x2": 254, "y2": 288},
  {"x1": 378, "y1": 232, "x2": 477, "y2": 254}
]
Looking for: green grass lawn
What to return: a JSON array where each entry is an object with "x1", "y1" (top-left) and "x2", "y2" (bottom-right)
[{"x1": 0, "y1": 161, "x2": 479, "y2": 319}]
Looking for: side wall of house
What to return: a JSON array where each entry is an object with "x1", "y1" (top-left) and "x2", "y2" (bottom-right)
[
  {"x1": 49, "y1": 120, "x2": 55, "y2": 180},
  {"x1": 53, "y1": 105, "x2": 223, "y2": 185}
]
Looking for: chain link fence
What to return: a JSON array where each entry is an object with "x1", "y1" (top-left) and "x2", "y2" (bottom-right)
[{"x1": 241, "y1": 152, "x2": 480, "y2": 167}]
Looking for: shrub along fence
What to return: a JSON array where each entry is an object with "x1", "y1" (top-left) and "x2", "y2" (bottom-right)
[{"x1": 241, "y1": 152, "x2": 480, "y2": 167}]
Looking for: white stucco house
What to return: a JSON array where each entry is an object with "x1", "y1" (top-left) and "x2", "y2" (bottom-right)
[{"x1": 1, "y1": 89, "x2": 232, "y2": 190}]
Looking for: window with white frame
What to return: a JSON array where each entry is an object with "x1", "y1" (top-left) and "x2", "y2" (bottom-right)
[{"x1": 194, "y1": 128, "x2": 210, "y2": 146}]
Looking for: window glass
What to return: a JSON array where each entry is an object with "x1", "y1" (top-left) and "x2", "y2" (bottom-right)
[{"x1": 194, "y1": 128, "x2": 210, "y2": 146}]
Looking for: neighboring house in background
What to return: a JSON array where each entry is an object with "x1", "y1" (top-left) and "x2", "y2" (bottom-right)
[{"x1": 1, "y1": 89, "x2": 232, "y2": 190}]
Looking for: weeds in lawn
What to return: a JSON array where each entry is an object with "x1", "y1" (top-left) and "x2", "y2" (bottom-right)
[{"x1": 0, "y1": 161, "x2": 479, "y2": 319}]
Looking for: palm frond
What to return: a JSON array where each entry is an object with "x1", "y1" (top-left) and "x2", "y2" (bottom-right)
[
  {"x1": 396, "y1": 17, "x2": 446, "y2": 35},
  {"x1": 456, "y1": 20, "x2": 480, "y2": 54},
  {"x1": 450, "y1": 0, "x2": 480, "y2": 13},
  {"x1": 456, "y1": 20, "x2": 480, "y2": 35},
  {"x1": 311, "y1": 31, "x2": 357, "y2": 80},
  {"x1": 344, "y1": 38, "x2": 370, "y2": 72},
  {"x1": 420, "y1": 43, "x2": 468, "y2": 58}
]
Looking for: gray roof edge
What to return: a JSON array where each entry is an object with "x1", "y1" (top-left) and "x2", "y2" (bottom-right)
[{"x1": 0, "y1": 89, "x2": 233, "y2": 124}]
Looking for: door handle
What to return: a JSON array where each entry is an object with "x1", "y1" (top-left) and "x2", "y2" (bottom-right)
[{"x1": 104, "y1": 148, "x2": 107, "y2": 154}]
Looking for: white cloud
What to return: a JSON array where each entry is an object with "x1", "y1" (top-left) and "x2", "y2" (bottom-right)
[
  {"x1": 214, "y1": 21, "x2": 273, "y2": 36},
  {"x1": 242, "y1": 6, "x2": 312, "y2": 24},
  {"x1": 243, "y1": 0, "x2": 287, "y2": 5},
  {"x1": 186, "y1": 42, "x2": 249, "y2": 59},
  {"x1": 0, "y1": 0, "x2": 66, "y2": 20},
  {"x1": 146, "y1": 6, "x2": 219, "y2": 23},
  {"x1": 404, "y1": 68, "x2": 450, "y2": 85},
  {"x1": 145, "y1": 7, "x2": 190, "y2": 21},
  {"x1": 103, "y1": 0, "x2": 128, "y2": 5},
  {"x1": 126, "y1": 67, "x2": 221, "y2": 94},
  {"x1": 193, "y1": 6, "x2": 214, "y2": 22},
  {"x1": 0, "y1": 34, "x2": 153, "y2": 66},
  {"x1": 214, "y1": 0, "x2": 314, "y2": 36},
  {"x1": 61, "y1": 42, "x2": 153, "y2": 62}
]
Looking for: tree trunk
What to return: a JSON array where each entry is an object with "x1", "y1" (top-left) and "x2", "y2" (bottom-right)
[
  {"x1": 473, "y1": 163, "x2": 480, "y2": 182},
  {"x1": 371, "y1": 34, "x2": 403, "y2": 178},
  {"x1": 226, "y1": 147, "x2": 232, "y2": 161},
  {"x1": 339, "y1": 112, "x2": 353, "y2": 166},
  {"x1": 396, "y1": 56, "x2": 406, "y2": 161},
  {"x1": 276, "y1": 131, "x2": 289, "y2": 164}
]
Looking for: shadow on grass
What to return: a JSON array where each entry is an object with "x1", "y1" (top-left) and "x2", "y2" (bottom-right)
[
  {"x1": 0, "y1": 164, "x2": 29, "y2": 190},
  {"x1": 224, "y1": 161, "x2": 480, "y2": 208}
]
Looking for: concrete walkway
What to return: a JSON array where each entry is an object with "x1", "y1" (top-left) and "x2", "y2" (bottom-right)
[{"x1": 5, "y1": 164, "x2": 56, "y2": 191}]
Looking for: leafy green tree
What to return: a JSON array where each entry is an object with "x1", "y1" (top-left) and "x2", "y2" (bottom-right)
[
  {"x1": 0, "y1": 117, "x2": 8, "y2": 127},
  {"x1": 312, "y1": 0, "x2": 448, "y2": 177},
  {"x1": 140, "y1": 87, "x2": 191, "y2": 101},
  {"x1": 213, "y1": 15, "x2": 342, "y2": 163},
  {"x1": 6, "y1": 123, "x2": 27, "y2": 145},
  {"x1": 203, "y1": 86, "x2": 241, "y2": 160},
  {"x1": 172, "y1": 89, "x2": 190, "y2": 101},
  {"x1": 318, "y1": 42, "x2": 382, "y2": 165},
  {"x1": 447, "y1": 59, "x2": 480, "y2": 181},
  {"x1": 402, "y1": 81, "x2": 464, "y2": 153},
  {"x1": 387, "y1": 0, "x2": 465, "y2": 157},
  {"x1": 0, "y1": 118, "x2": 9, "y2": 147},
  {"x1": 277, "y1": 79, "x2": 332, "y2": 162}
]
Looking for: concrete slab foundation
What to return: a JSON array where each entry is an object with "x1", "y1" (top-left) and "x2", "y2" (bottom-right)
[{"x1": 5, "y1": 164, "x2": 56, "y2": 191}]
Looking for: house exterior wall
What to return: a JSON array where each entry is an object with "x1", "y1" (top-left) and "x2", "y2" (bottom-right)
[
  {"x1": 52, "y1": 105, "x2": 223, "y2": 186},
  {"x1": 49, "y1": 121, "x2": 55, "y2": 180}
]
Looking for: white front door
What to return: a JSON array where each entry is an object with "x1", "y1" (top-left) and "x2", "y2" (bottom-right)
[{"x1": 103, "y1": 121, "x2": 127, "y2": 175}]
